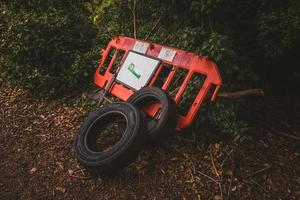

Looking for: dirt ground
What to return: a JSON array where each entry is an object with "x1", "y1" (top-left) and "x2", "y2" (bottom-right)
[{"x1": 0, "y1": 87, "x2": 299, "y2": 200}]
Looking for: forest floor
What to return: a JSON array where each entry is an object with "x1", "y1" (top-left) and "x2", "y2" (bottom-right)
[{"x1": 0, "y1": 86, "x2": 299, "y2": 200}]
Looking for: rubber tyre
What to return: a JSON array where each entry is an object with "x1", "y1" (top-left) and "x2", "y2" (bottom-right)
[
  {"x1": 127, "y1": 87, "x2": 178, "y2": 146},
  {"x1": 74, "y1": 102, "x2": 145, "y2": 175}
]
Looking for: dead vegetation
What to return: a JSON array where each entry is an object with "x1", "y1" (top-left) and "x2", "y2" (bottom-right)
[{"x1": 0, "y1": 87, "x2": 299, "y2": 199}]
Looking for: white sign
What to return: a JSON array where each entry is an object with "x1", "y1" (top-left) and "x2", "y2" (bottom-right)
[
  {"x1": 133, "y1": 41, "x2": 150, "y2": 54},
  {"x1": 158, "y1": 47, "x2": 177, "y2": 62},
  {"x1": 116, "y1": 51, "x2": 161, "y2": 90}
]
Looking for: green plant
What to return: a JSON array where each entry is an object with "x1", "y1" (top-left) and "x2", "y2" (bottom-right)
[
  {"x1": 1, "y1": 0, "x2": 299, "y2": 138},
  {"x1": 0, "y1": 1, "x2": 98, "y2": 96}
]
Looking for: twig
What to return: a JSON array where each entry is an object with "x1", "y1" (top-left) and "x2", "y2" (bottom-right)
[
  {"x1": 250, "y1": 179, "x2": 271, "y2": 197},
  {"x1": 197, "y1": 170, "x2": 219, "y2": 184},
  {"x1": 175, "y1": 147, "x2": 225, "y2": 197},
  {"x1": 174, "y1": 147, "x2": 218, "y2": 183},
  {"x1": 218, "y1": 176, "x2": 223, "y2": 200},
  {"x1": 210, "y1": 150, "x2": 220, "y2": 178},
  {"x1": 170, "y1": 87, "x2": 180, "y2": 96},
  {"x1": 73, "y1": 168, "x2": 87, "y2": 176},
  {"x1": 221, "y1": 149, "x2": 233, "y2": 167},
  {"x1": 248, "y1": 164, "x2": 272, "y2": 178},
  {"x1": 128, "y1": 0, "x2": 137, "y2": 38},
  {"x1": 57, "y1": 162, "x2": 64, "y2": 170},
  {"x1": 227, "y1": 174, "x2": 233, "y2": 199},
  {"x1": 170, "y1": 71, "x2": 186, "y2": 93},
  {"x1": 175, "y1": 150, "x2": 200, "y2": 185},
  {"x1": 219, "y1": 89, "x2": 264, "y2": 99},
  {"x1": 210, "y1": 150, "x2": 223, "y2": 199},
  {"x1": 133, "y1": 0, "x2": 137, "y2": 38},
  {"x1": 69, "y1": 174, "x2": 90, "y2": 179},
  {"x1": 145, "y1": 17, "x2": 161, "y2": 40},
  {"x1": 159, "y1": 168, "x2": 166, "y2": 174},
  {"x1": 151, "y1": 24, "x2": 163, "y2": 40},
  {"x1": 35, "y1": 134, "x2": 50, "y2": 137},
  {"x1": 267, "y1": 125, "x2": 300, "y2": 140},
  {"x1": 221, "y1": 137, "x2": 246, "y2": 167},
  {"x1": 182, "y1": 153, "x2": 196, "y2": 174}
]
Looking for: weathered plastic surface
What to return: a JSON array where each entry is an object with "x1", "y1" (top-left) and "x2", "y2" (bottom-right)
[{"x1": 94, "y1": 36, "x2": 222, "y2": 129}]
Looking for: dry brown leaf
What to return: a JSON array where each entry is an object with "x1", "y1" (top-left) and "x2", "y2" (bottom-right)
[
  {"x1": 214, "y1": 194, "x2": 223, "y2": 200},
  {"x1": 68, "y1": 169, "x2": 74, "y2": 175},
  {"x1": 56, "y1": 186, "x2": 66, "y2": 193},
  {"x1": 30, "y1": 167, "x2": 37, "y2": 174}
]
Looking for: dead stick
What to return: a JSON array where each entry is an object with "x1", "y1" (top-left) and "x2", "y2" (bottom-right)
[
  {"x1": 267, "y1": 125, "x2": 300, "y2": 140},
  {"x1": 128, "y1": 0, "x2": 137, "y2": 38},
  {"x1": 248, "y1": 164, "x2": 272, "y2": 178},
  {"x1": 227, "y1": 174, "x2": 233, "y2": 199},
  {"x1": 69, "y1": 174, "x2": 90, "y2": 179},
  {"x1": 145, "y1": 17, "x2": 161, "y2": 40},
  {"x1": 174, "y1": 148, "x2": 218, "y2": 183},
  {"x1": 197, "y1": 170, "x2": 219, "y2": 184},
  {"x1": 250, "y1": 180, "x2": 271, "y2": 196},
  {"x1": 210, "y1": 150, "x2": 223, "y2": 198},
  {"x1": 133, "y1": 0, "x2": 137, "y2": 38},
  {"x1": 210, "y1": 150, "x2": 220, "y2": 178},
  {"x1": 221, "y1": 149, "x2": 233, "y2": 167},
  {"x1": 219, "y1": 89, "x2": 264, "y2": 99},
  {"x1": 219, "y1": 177, "x2": 223, "y2": 199}
]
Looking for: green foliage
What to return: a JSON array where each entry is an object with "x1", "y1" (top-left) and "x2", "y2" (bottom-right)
[
  {"x1": 194, "y1": 101, "x2": 249, "y2": 139},
  {"x1": 0, "y1": 1, "x2": 98, "y2": 95},
  {"x1": 257, "y1": 3, "x2": 300, "y2": 58},
  {"x1": 1, "y1": 0, "x2": 299, "y2": 137}
]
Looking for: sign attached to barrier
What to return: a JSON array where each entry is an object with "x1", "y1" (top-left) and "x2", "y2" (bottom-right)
[
  {"x1": 158, "y1": 47, "x2": 177, "y2": 62},
  {"x1": 133, "y1": 41, "x2": 150, "y2": 54},
  {"x1": 116, "y1": 51, "x2": 161, "y2": 90}
]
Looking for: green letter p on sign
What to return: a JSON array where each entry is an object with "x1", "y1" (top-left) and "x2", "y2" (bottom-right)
[{"x1": 127, "y1": 63, "x2": 141, "y2": 79}]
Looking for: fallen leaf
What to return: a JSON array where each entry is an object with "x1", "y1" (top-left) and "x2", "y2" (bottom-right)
[
  {"x1": 56, "y1": 186, "x2": 66, "y2": 193},
  {"x1": 30, "y1": 167, "x2": 37, "y2": 174},
  {"x1": 231, "y1": 186, "x2": 237, "y2": 191},
  {"x1": 68, "y1": 169, "x2": 74, "y2": 175}
]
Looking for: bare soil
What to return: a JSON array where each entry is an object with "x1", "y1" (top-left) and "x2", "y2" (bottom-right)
[{"x1": 0, "y1": 87, "x2": 299, "y2": 200}]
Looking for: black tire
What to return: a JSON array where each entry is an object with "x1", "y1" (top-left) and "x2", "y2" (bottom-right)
[
  {"x1": 74, "y1": 102, "x2": 145, "y2": 175},
  {"x1": 127, "y1": 87, "x2": 178, "y2": 146}
]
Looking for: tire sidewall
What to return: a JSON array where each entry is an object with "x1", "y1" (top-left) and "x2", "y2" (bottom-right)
[{"x1": 75, "y1": 102, "x2": 143, "y2": 168}]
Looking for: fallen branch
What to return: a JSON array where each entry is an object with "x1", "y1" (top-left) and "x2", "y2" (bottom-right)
[
  {"x1": 219, "y1": 89, "x2": 264, "y2": 99},
  {"x1": 128, "y1": 0, "x2": 137, "y2": 38},
  {"x1": 267, "y1": 125, "x2": 300, "y2": 140}
]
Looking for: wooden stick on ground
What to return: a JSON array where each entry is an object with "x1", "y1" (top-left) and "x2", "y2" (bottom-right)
[
  {"x1": 267, "y1": 125, "x2": 300, "y2": 140},
  {"x1": 219, "y1": 89, "x2": 264, "y2": 99},
  {"x1": 248, "y1": 164, "x2": 272, "y2": 178}
]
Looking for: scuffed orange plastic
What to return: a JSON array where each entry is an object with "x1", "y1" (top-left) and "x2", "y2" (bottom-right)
[{"x1": 94, "y1": 36, "x2": 222, "y2": 129}]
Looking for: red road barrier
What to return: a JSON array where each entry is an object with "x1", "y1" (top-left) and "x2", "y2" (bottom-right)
[{"x1": 94, "y1": 36, "x2": 222, "y2": 129}]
